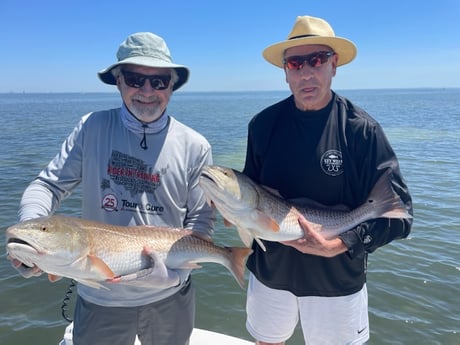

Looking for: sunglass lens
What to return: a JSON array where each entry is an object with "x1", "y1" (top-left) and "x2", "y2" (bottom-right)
[
  {"x1": 285, "y1": 52, "x2": 333, "y2": 70},
  {"x1": 308, "y1": 55, "x2": 323, "y2": 68},
  {"x1": 150, "y1": 76, "x2": 171, "y2": 90},
  {"x1": 121, "y1": 71, "x2": 171, "y2": 90},
  {"x1": 123, "y1": 73, "x2": 144, "y2": 88},
  {"x1": 286, "y1": 58, "x2": 302, "y2": 70}
]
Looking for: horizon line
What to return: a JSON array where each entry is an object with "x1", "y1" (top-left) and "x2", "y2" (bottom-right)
[{"x1": 1, "y1": 86, "x2": 459, "y2": 95}]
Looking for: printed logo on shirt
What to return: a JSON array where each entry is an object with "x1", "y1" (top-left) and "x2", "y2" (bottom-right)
[
  {"x1": 100, "y1": 193, "x2": 165, "y2": 215},
  {"x1": 107, "y1": 150, "x2": 163, "y2": 196},
  {"x1": 320, "y1": 150, "x2": 343, "y2": 176},
  {"x1": 102, "y1": 194, "x2": 118, "y2": 212},
  {"x1": 120, "y1": 199, "x2": 165, "y2": 214},
  {"x1": 99, "y1": 150, "x2": 166, "y2": 215}
]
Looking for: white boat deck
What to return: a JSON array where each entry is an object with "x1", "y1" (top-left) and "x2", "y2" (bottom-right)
[{"x1": 59, "y1": 322, "x2": 253, "y2": 345}]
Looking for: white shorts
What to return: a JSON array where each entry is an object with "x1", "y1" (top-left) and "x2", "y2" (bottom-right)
[{"x1": 246, "y1": 274, "x2": 369, "y2": 344}]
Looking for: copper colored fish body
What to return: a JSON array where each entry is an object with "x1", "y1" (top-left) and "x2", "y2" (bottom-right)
[
  {"x1": 199, "y1": 165, "x2": 412, "y2": 251},
  {"x1": 6, "y1": 215, "x2": 251, "y2": 288}
]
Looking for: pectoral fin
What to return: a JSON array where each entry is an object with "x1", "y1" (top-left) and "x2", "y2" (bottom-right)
[
  {"x1": 255, "y1": 209, "x2": 280, "y2": 232},
  {"x1": 88, "y1": 254, "x2": 116, "y2": 279}
]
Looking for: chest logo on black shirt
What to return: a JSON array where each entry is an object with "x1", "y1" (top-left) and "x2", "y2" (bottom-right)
[{"x1": 320, "y1": 150, "x2": 343, "y2": 176}]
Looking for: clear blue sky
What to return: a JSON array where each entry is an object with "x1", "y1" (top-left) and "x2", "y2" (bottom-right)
[{"x1": 2, "y1": 0, "x2": 459, "y2": 93}]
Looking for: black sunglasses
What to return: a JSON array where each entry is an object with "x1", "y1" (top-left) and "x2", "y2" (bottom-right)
[
  {"x1": 120, "y1": 70, "x2": 172, "y2": 90},
  {"x1": 283, "y1": 51, "x2": 335, "y2": 70}
]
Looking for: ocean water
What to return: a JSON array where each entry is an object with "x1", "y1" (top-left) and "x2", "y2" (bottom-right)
[{"x1": 0, "y1": 89, "x2": 459, "y2": 345}]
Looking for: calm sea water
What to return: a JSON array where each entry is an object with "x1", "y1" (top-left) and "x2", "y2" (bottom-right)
[{"x1": 0, "y1": 89, "x2": 459, "y2": 345}]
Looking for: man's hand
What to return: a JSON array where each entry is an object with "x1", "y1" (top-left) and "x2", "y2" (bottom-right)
[
  {"x1": 107, "y1": 247, "x2": 180, "y2": 289},
  {"x1": 281, "y1": 215, "x2": 348, "y2": 257},
  {"x1": 7, "y1": 256, "x2": 43, "y2": 278}
]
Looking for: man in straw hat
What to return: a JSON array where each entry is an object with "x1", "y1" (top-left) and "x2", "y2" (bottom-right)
[
  {"x1": 242, "y1": 16, "x2": 413, "y2": 344},
  {"x1": 9, "y1": 32, "x2": 214, "y2": 344}
]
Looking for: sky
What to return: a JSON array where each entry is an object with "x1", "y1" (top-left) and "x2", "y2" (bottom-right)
[{"x1": 1, "y1": 0, "x2": 459, "y2": 93}]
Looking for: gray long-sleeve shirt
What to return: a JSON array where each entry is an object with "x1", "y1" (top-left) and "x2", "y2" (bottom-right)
[{"x1": 19, "y1": 107, "x2": 215, "y2": 306}]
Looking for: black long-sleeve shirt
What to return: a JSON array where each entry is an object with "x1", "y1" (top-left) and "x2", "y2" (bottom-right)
[{"x1": 243, "y1": 92, "x2": 413, "y2": 297}]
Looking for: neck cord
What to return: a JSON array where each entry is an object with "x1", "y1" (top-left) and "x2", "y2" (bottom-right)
[
  {"x1": 120, "y1": 103, "x2": 169, "y2": 150},
  {"x1": 140, "y1": 124, "x2": 148, "y2": 150}
]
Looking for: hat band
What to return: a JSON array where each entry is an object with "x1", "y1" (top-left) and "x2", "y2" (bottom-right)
[{"x1": 289, "y1": 34, "x2": 319, "y2": 40}]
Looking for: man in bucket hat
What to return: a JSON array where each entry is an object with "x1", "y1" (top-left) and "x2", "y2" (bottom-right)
[
  {"x1": 9, "y1": 32, "x2": 214, "y2": 344},
  {"x1": 241, "y1": 16, "x2": 413, "y2": 344}
]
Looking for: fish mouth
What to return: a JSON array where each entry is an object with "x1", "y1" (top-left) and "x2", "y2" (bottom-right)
[
  {"x1": 199, "y1": 170, "x2": 215, "y2": 183},
  {"x1": 7, "y1": 237, "x2": 29, "y2": 246},
  {"x1": 6, "y1": 237, "x2": 40, "y2": 268},
  {"x1": 199, "y1": 174, "x2": 217, "y2": 208},
  {"x1": 7, "y1": 236, "x2": 38, "y2": 253}
]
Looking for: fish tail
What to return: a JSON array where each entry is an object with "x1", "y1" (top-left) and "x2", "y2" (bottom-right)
[
  {"x1": 369, "y1": 171, "x2": 412, "y2": 220},
  {"x1": 226, "y1": 247, "x2": 252, "y2": 289}
]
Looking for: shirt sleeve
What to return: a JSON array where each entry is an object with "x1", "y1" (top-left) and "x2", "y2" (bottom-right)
[
  {"x1": 183, "y1": 143, "x2": 215, "y2": 238},
  {"x1": 18, "y1": 117, "x2": 85, "y2": 221},
  {"x1": 242, "y1": 120, "x2": 258, "y2": 180},
  {"x1": 339, "y1": 122, "x2": 413, "y2": 258}
]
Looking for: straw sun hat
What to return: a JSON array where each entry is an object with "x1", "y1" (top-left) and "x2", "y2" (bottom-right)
[
  {"x1": 263, "y1": 16, "x2": 357, "y2": 68},
  {"x1": 98, "y1": 32, "x2": 189, "y2": 91}
]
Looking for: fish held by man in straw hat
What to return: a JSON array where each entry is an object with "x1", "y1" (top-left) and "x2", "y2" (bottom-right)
[{"x1": 199, "y1": 165, "x2": 412, "y2": 252}]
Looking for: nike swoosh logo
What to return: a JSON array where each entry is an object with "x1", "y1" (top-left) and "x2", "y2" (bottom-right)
[{"x1": 357, "y1": 327, "x2": 367, "y2": 334}]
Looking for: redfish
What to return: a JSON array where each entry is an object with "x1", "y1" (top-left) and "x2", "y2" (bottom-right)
[
  {"x1": 6, "y1": 215, "x2": 251, "y2": 288},
  {"x1": 199, "y1": 165, "x2": 412, "y2": 251}
]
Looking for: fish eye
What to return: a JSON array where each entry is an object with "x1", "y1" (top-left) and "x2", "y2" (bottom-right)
[{"x1": 40, "y1": 225, "x2": 48, "y2": 232}]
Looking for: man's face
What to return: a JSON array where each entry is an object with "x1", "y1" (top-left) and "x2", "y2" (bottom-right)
[
  {"x1": 284, "y1": 44, "x2": 338, "y2": 111},
  {"x1": 117, "y1": 64, "x2": 174, "y2": 123}
]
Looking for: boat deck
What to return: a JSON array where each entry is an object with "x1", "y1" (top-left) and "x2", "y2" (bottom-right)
[{"x1": 59, "y1": 322, "x2": 253, "y2": 344}]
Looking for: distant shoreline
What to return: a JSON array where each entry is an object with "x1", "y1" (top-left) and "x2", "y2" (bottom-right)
[{"x1": 1, "y1": 87, "x2": 459, "y2": 95}]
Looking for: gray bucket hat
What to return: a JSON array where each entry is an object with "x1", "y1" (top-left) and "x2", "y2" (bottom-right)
[{"x1": 98, "y1": 32, "x2": 190, "y2": 91}]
